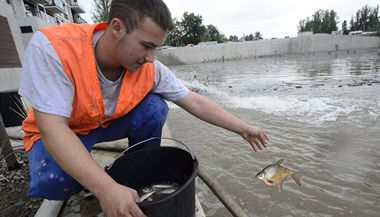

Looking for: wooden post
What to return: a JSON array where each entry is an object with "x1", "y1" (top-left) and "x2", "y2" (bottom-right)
[
  {"x1": 197, "y1": 165, "x2": 249, "y2": 217},
  {"x1": 0, "y1": 114, "x2": 20, "y2": 170}
]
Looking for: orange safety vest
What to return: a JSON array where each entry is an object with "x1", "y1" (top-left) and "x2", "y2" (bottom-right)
[{"x1": 22, "y1": 23, "x2": 155, "y2": 152}]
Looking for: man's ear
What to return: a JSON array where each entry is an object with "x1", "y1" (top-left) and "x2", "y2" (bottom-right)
[{"x1": 109, "y1": 18, "x2": 126, "y2": 39}]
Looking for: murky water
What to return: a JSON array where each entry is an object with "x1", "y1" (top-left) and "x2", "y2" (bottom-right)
[{"x1": 166, "y1": 49, "x2": 380, "y2": 217}]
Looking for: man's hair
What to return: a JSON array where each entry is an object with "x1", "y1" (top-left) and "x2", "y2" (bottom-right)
[{"x1": 108, "y1": 0, "x2": 173, "y2": 33}]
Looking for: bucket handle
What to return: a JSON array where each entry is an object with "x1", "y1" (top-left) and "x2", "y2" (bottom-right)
[{"x1": 106, "y1": 137, "x2": 196, "y2": 170}]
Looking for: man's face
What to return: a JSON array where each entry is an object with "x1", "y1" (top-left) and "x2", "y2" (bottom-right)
[{"x1": 116, "y1": 18, "x2": 167, "y2": 72}]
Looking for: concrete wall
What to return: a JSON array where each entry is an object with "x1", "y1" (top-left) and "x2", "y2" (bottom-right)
[
  {"x1": 0, "y1": 0, "x2": 25, "y2": 62},
  {"x1": 0, "y1": 68, "x2": 22, "y2": 92},
  {"x1": 17, "y1": 15, "x2": 55, "y2": 48},
  {"x1": 156, "y1": 34, "x2": 380, "y2": 65},
  {"x1": 8, "y1": 0, "x2": 25, "y2": 16},
  {"x1": 0, "y1": 0, "x2": 85, "y2": 93},
  {"x1": 0, "y1": 0, "x2": 25, "y2": 92}
]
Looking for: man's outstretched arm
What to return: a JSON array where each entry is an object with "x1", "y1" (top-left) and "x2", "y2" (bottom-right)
[{"x1": 174, "y1": 91, "x2": 269, "y2": 152}]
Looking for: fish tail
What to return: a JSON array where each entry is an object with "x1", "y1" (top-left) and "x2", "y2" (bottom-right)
[
  {"x1": 291, "y1": 172, "x2": 301, "y2": 186},
  {"x1": 284, "y1": 168, "x2": 301, "y2": 186}
]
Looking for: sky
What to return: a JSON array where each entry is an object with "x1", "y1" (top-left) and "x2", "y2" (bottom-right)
[{"x1": 79, "y1": 0, "x2": 379, "y2": 39}]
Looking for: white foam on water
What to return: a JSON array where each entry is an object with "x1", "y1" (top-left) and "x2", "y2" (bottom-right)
[
  {"x1": 176, "y1": 79, "x2": 378, "y2": 126},
  {"x1": 227, "y1": 95, "x2": 356, "y2": 124},
  {"x1": 179, "y1": 79, "x2": 231, "y2": 99}
]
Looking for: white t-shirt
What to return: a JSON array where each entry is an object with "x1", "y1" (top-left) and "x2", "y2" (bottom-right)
[{"x1": 19, "y1": 31, "x2": 188, "y2": 118}]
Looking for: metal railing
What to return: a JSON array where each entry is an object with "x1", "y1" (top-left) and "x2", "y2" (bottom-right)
[{"x1": 25, "y1": 10, "x2": 43, "y2": 18}]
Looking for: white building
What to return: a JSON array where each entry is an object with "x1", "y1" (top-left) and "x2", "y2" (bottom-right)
[
  {"x1": 0, "y1": 0, "x2": 86, "y2": 92},
  {"x1": 0, "y1": 0, "x2": 86, "y2": 126}
]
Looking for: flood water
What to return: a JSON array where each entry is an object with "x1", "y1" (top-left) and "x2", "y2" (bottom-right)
[{"x1": 166, "y1": 49, "x2": 380, "y2": 217}]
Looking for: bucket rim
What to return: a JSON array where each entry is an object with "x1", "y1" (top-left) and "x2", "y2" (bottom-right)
[{"x1": 106, "y1": 137, "x2": 196, "y2": 170}]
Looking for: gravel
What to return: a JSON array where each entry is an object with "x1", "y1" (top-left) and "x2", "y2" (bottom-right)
[{"x1": 0, "y1": 150, "x2": 42, "y2": 217}]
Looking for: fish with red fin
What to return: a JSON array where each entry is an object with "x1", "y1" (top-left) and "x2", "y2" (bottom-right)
[{"x1": 256, "y1": 159, "x2": 301, "y2": 189}]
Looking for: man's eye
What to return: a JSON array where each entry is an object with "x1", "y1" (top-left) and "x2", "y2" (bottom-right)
[{"x1": 143, "y1": 44, "x2": 153, "y2": 49}]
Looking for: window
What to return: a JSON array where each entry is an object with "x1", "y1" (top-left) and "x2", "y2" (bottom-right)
[{"x1": 20, "y1": 26, "x2": 33, "y2": 33}]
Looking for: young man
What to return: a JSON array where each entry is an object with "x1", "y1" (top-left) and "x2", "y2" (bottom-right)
[{"x1": 19, "y1": 0, "x2": 269, "y2": 216}]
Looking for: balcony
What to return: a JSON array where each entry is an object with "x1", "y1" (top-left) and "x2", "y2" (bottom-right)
[
  {"x1": 27, "y1": 0, "x2": 50, "y2": 4},
  {"x1": 73, "y1": 15, "x2": 87, "y2": 24},
  {"x1": 25, "y1": 10, "x2": 41, "y2": 18},
  {"x1": 70, "y1": 1, "x2": 85, "y2": 14},
  {"x1": 44, "y1": 3, "x2": 65, "y2": 14}
]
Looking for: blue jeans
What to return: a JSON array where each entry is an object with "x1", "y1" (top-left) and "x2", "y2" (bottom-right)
[{"x1": 26, "y1": 93, "x2": 168, "y2": 200}]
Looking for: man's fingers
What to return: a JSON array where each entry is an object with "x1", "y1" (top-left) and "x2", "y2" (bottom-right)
[
  {"x1": 250, "y1": 139, "x2": 259, "y2": 152},
  {"x1": 254, "y1": 138, "x2": 265, "y2": 150},
  {"x1": 129, "y1": 203, "x2": 146, "y2": 217},
  {"x1": 259, "y1": 131, "x2": 269, "y2": 146},
  {"x1": 132, "y1": 190, "x2": 140, "y2": 202},
  {"x1": 250, "y1": 137, "x2": 267, "y2": 152},
  {"x1": 129, "y1": 189, "x2": 145, "y2": 216}
]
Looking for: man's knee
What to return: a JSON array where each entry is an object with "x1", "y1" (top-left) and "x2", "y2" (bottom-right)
[
  {"x1": 131, "y1": 93, "x2": 168, "y2": 126},
  {"x1": 145, "y1": 93, "x2": 169, "y2": 118},
  {"x1": 27, "y1": 172, "x2": 82, "y2": 200},
  {"x1": 26, "y1": 141, "x2": 83, "y2": 200}
]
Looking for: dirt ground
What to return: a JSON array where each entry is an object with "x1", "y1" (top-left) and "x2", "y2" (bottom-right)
[{"x1": 0, "y1": 150, "x2": 42, "y2": 217}]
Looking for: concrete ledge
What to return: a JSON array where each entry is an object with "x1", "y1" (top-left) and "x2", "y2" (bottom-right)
[{"x1": 34, "y1": 200, "x2": 64, "y2": 217}]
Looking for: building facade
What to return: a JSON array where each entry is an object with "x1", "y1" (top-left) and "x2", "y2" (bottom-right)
[
  {"x1": 0, "y1": 0, "x2": 86, "y2": 126},
  {"x1": 0, "y1": 0, "x2": 86, "y2": 92}
]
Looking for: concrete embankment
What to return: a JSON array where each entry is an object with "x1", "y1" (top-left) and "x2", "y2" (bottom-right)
[{"x1": 156, "y1": 34, "x2": 380, "y2": 65}]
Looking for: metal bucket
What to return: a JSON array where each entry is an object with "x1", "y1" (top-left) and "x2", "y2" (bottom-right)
[{"x1": 105, "y1": 137, "x2": 198, "y2": 217}]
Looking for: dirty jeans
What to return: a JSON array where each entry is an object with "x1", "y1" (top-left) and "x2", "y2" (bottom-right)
[{"x1": 26, "y1": 93, "x2": 168, "y2": 200}]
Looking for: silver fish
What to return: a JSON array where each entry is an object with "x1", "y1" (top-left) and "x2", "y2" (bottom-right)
[
  {"x1": 256, "y1": 159, "x2": 301, "y2": 189},
  {"x1": 138, "y1": 182, "x2": 179, "y2": 202},
  {"x1": 139, "y1": 191, "x2": 154, "y2": 202}
]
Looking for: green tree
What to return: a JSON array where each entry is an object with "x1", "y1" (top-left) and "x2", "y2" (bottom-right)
[
  {"x1": 91, "y1": 0, "x2": 111, "y2": 23},
  {"x1": 298, "y1": 19, "x2": 307, "y2": 32},
  {"x1": 368, "y1": 5, "x2": 380, "y2": 32},
  {"x1": 349, "y1": 16, "x2": 356, "y2": 31},
  {"x1": 298, "y1": 9, "x2": 339, "y2": 34},
  {"x1": 219, "y1": 34, "x2": 227, "y2": 43},
  {"x1": 298, "y1": 18, "x2": 313, "y2": 32},
  {"x1": 228, "y1": 35, "x2": 239, "y2": 42},
  {"x1": 349, "y1": 4, "x2": 379, "y2": 32},
  {"x1": 179, "y1": 12, "x2": 206, "y2": 45},
  {"x1": 206, "y1": 24, "x2": 220, "y2": 42},
  {"x1": 324, "y1": 10, "x2": 338, "y2": 33},
  {"x1": 165, "y1": 18, "x2": 182, "y2": 46},
  {"x1": 312, "y1": 10, "x2": 323, "y2": 33},
  {"x1": 244, "y1": 33, "x2": 254, "y2": 41},
  {"x1": 201, "y1": 27, "x2": 211, "y2": 42},
  {"x1": 254, "y1": 31, "x2": 263, "y2": 40},
  {"x1": 342, "y1": 20, "x2": 349, "y2": 35}
]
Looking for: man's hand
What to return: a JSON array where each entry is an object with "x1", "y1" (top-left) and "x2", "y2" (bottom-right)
[
  {"x1": 97, "y1": 183, "x2": 146, "y2": 217},
  {"x1": 241, "y1": 125, "x2": 269, "y2": 152}
]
